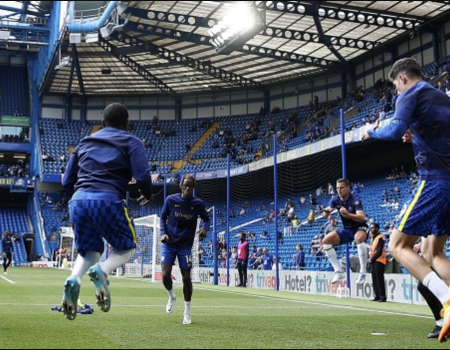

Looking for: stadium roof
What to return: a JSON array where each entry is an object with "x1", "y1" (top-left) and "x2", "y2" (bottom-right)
[
  {"x1": 46, "y1": 1, "x2": 450, "y2": 95},
  {"x1": 0, "y1": 1, "x2": 51, "y2": 22}
]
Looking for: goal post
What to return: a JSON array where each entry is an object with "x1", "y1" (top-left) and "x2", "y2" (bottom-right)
[{"x1": 130, "y1": 208, "x2": 213, "y2": 283}]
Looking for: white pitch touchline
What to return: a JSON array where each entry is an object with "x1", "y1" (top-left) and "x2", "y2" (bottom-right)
[
  {"x1": 195, "y1": 286, "x2": 434, "y2": 321},
  {"x1": 0, "y1": 275, "x2": 15, "y2": 284},
  {"x1": 0, "y1": 303, "x2": 320, "y2": 310}
]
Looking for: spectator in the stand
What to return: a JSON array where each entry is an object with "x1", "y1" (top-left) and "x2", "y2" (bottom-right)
[
  {"x1": 251, "y1": 248, "x2": 263, "y2": 270},
  {"x1": 260, "y1": 230, "x2": 269, "y2": 239},
  {"x1": 328, "y1": 183, "x2": 336, "y2": 196},
  {"x1": 272, "y1": 256, "x2": 283, "y2": 271},
  {"x1": 304, "y1": 208, "x2": 314, "y2": 225},
  {"x1": 379, "y1": 109, "x2": 386, "y2": 121},
  {"x1": 300, "y1": 196, "x2": 306, "y2": 206},
  {"x1": 384, "y1": 100, "x2": 392, "y2": 113},
  {"x1": 262, "y1": 248, "x2": 273, "y2": 270},
  {"x1": 322, "y1": 218, "x2": 338, "y2": 236},
  {"x1": 392, "y1": 198, "x2": 399, "y2": 211},
  {"x1": 438, "y1": 81, "x2": 446, "y2": 93},
  {"x1": 310, "y1": 194, "x2": 317, "y2": 206},
  {"x1": 314, "y1": 95, "x2": 319, "y2": 108},
  {"x1": 316, "y1": 186, "x2": 324, "y2": 197},
  {"x1": 295, "y1": 244, "x2": 305, "y2": 270},
  {"x1": 287, "y1": 204, "x2": 295, "y2": 222}
]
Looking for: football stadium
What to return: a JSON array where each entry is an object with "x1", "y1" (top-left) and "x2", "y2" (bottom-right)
[{"x1": 1, "y1": 1, "x2": 450, "y2": 348}]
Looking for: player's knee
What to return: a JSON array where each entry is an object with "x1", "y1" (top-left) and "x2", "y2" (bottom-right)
[
  {"x1": 323, "y1": 244, "x2": 333, "y2": 252},
  {"x1": 162, "y1": 270, "x2": 172, "y2": 279},
  {"x1": 388, "y1": 240, "x2": 400, "y2": 259},
  {"x1": 182, "y1": 275, "x2": 192, "y2": 285}
]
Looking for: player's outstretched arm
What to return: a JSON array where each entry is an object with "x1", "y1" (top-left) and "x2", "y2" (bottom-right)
[
  {"x1": 129, "y1": 138, "x2": 153, "y2": 202},
  {"x1": 362, "y1": 119, "x2": 408, "y2": 141},
  {"x1": 62, "y1": 149, "x2": 80, "y2": 194}
]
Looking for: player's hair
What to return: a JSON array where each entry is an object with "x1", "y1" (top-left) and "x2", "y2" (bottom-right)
[
  {"x1": 103, "y1": 103, "x2": 129, "y2": 129},
  {"x1": 336, "y1": 178, "x2": 351, "y2": 187},
  {"x1": 388, "y1": 58, "x2": 422, "y2": 81},
  {"x1": 180, "y1": 174, "x2": 196, "y2": 188}
]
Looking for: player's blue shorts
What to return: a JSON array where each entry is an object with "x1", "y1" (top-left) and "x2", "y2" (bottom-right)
[
  {"x1": 396, "y1": 180, "x2": 450, "y2": 237},
  {"x1": 69, "y1": 191, "x2": 137, "y2": 257},
  {"x1": 161, "y1": 244, "x2": 193, "y2": 270},
  {"x1": 336, "y1": 225, "x2": 369, "y2": 245}
]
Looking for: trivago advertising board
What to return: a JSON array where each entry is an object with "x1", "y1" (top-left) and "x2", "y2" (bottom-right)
[{"x1": 199, "y1": 268, "x2": 427, "y2": 306}]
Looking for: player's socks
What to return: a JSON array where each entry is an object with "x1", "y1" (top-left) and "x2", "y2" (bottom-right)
[
  {"x1": 324, "y1": 245, "x2": 342, "y2": 273},
  {"x1": 423, "y1": 272, "x2": 450, "y2": 305},
  {"x1": 357, "y1": 243, "x2": 368, "y2": 274},
  {"x1": 185, "y1": 301, "x2": 191, "y2": 315},
  {"x1": 168, "y1": 289, "x2": 176, "y2": 300},
  {"x1": 101, "y1": 249, "x2": 136, "y2": 275},
  {"x1": 71, "y1": 251, "x2": 101, "y2": 284}
]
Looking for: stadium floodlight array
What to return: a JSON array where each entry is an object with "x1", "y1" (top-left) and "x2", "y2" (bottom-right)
[{"x1": 209, "y1": 1, "x2": 266, "y2": 55}]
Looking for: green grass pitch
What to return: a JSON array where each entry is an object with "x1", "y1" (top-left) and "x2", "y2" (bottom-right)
[{"x1": 0, "y1": 268, "x2": 446, "y2": 349}]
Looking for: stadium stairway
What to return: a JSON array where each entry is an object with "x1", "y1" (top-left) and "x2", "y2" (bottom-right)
[
  {"x1": 90, "y1": 125, "x2": 102, "y2": 135},
  {"x1": 171, "y1": 122, "x2": 222, "y2": 173},
  {"x1": 184, "y1": 121, "x2": 221, "y2": 161}
]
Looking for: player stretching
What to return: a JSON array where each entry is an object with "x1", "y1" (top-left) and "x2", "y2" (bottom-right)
[
  {"x1": 323, "y1": 178, "x2": 369, "y2": 285},
  {"x1": 1, "y1": 231, "x2": 14, "y2": 275},
  {"x1": 160, "y1": 175, "x2": 210, "y2": 325},
  {"x1": 362, "y1": 58, "x2": 450, "y2": 343},
  {"x1": 61, "y1": 103, "x2": 153, "y2": 320}
]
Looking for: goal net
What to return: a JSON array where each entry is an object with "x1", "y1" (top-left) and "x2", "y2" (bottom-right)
[
  {"x1": 123, "y1": 214, "x2": 202, "y2": 283},
  {"x1": 57, "y1": 227, "x2": 77, "y2": 269}
]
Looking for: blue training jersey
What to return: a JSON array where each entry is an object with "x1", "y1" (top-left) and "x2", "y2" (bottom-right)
[
  {"x1": 62, "y1": 127, "x2": 153, "y2": 200},
  {"x1": 160, "y1": 194, "x2": 211, "y2": 249},
  {"x1": 1, "y1": 237, "x2": 13, "y2": 253},
  {"x1": 393, "y1": 81, "x2": 450, "y2": 181},
  {"x1": 329, "y1": 193, "x2": 365, "y2": 230}
]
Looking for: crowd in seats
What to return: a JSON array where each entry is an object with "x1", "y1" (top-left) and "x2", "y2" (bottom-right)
[
  {"x1": 199, "y1": 168, "x2": 421, "y2": 272},
  {"x1": 0, "y1": 161, "x2": 30, "y2": 178},
  {"x1": 0, "y1": 133, "x2": 30, "y2": 143},
  {"x1": 39, "y1": 192, "x2": 70, "y2": 256}
]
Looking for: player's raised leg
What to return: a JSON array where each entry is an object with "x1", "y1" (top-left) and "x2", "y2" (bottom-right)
[
  {"x1": 323, "y1": 231, "x2": 345, "y2": 284},
  {"x1": 420, "y1": 234, "x2": 450, "y2": 342},
  {"x1": 389, "y1": 231, "x2": 450, "y2": 342}
]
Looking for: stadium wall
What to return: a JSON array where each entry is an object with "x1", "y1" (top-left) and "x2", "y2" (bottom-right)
[
  {"x1": 199, "y1": 268, "x2": 427, "y2": 306},
  {"x1": 356, "y1": 32, "x2": 436, "y2": 88},
  {"x1": 41, "y1": 73, "x2": 341, "y2": 120}
]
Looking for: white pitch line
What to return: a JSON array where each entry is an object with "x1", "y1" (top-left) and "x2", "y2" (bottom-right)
[
  {"x1": 0, "y1": 275, "x2": 16, "y2": 284},
  {"x1": 0, "y1": 303, "x2": 319, "y2": 310},
  {"x1": 195, "y1": 286, "x2": 434, "y2": 320}
]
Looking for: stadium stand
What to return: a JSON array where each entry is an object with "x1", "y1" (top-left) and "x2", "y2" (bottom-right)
[{"x1": 0, "y1": 208, "x2": 28, "y2": 262}]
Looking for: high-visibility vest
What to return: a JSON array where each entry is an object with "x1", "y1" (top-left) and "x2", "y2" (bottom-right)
[{"x1": 370, "y1": 234, "x2": 387, "y2": 265}]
